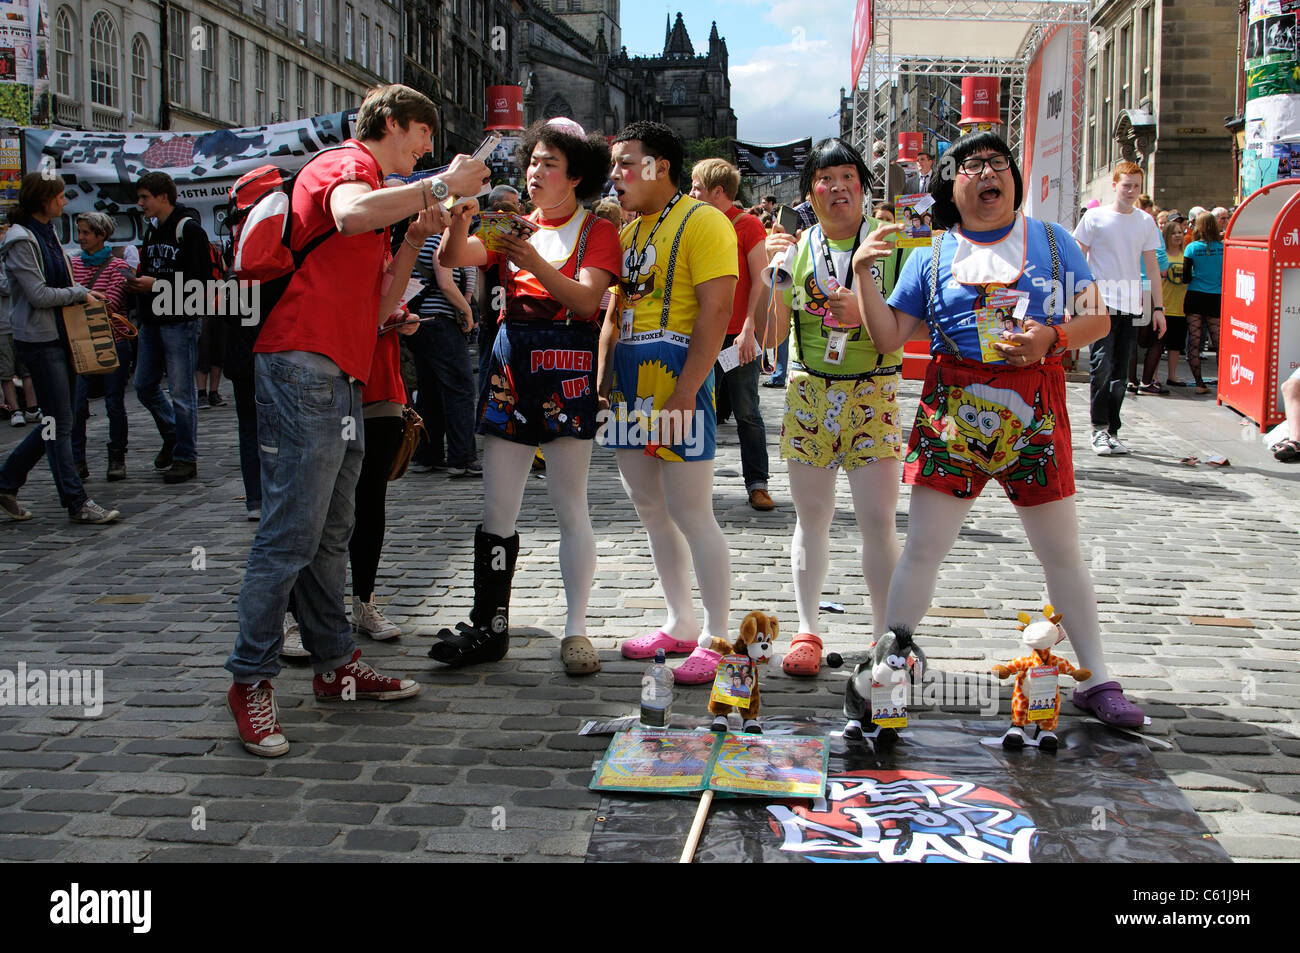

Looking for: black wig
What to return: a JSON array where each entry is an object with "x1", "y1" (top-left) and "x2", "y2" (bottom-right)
[{"x1": 928, "y1": 130, "x2": 1024, "y2": 231}]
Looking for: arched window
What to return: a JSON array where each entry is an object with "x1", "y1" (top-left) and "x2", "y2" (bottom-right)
[
  {"x1": 54, "y1": 7, "x2": 76, "y2": 97},
  {"x1": 671, "y1": 82, "x2": 685, "y2": 106},
  {"x1": 131, "y1": 36, "x2": 149, "y2": 119},
  {"x1": 89, "y1": 12, "x2": 121, "y2": 108}
]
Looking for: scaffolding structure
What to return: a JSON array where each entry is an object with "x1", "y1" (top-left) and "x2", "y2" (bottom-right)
[{"x1": 852, "y1": 0, "x2": 1089, "y2": 209}]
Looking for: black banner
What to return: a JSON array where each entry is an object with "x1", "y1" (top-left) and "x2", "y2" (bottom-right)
[
  {"x1": 586, "y1": 718, "x2": 1229, "y2": 863},
  {"x1": 734, "y1": 138, "x2": 812, "y2": 177}
]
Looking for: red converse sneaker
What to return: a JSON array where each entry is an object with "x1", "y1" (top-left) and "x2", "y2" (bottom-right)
[
  {"x1": 227, "y1": 680, "x2": 289, "y2": 758},
  {"x1": 313, "y1": 650, "x2": 420, "y2": 702}
]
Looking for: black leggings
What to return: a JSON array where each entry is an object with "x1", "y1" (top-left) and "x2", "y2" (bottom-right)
[{"x1": 349, "y1": 415, "x2": 405, "y2": 602}]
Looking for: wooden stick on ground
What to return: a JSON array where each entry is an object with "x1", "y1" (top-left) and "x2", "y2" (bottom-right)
[{"x1": 679, "y1": 789, "x2": 714, "y2": 864}]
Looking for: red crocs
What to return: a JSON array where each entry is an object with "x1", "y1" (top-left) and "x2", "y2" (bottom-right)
[{"x1": 782, "y1": 632, "x2": 823, "y2": 677}]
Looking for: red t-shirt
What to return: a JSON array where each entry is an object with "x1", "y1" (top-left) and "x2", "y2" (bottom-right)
[
  {"x1": 254, "y1": 139, "x2": 388, "y2": 382},
  {"x1": 361, "y1": 326, "x2": 405, "y2": 405},
  {"x1": 725, "y1": 206, "x2": 766, "y2": 335},
  {"x1": 486, "y1": 208, "x2": 621, "y2": 323}
]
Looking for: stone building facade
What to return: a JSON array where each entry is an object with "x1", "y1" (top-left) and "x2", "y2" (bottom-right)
[
  {"x1": 48, "y1": 0, "x2": 398, "y2": 133},
  {"x1": 1080, "y1": 0, "x2": 1239, "y2": 212}
]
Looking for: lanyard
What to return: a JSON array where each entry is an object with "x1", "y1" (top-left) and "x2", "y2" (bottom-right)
[
  {"x1": 817, "y1": 223, "x2": 862, "y2": 293},
  {"x1": 625, "y1": 192, "x2": 683, "y2": 286}
]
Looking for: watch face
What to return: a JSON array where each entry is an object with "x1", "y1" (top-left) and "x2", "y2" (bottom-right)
[{"x1": 431, "y1": 179, "x2": 449, "y2": 199}]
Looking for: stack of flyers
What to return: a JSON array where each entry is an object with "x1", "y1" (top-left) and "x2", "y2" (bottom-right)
[
  {"x1": 589, "y1": 730, "x2": 719, "y2": 792},
  {"x1": 475, "y1": 212, "x2": 539, "y2": 252},
  {"x1": 974, "y1": 289, "x2": 1030, "y2": 363},
  {"x1": 895, "y1": 193, "x2": 935, "y2": 247},
  {"x1": 707, "y1": 735, "x2": 828, "y2": 798}
]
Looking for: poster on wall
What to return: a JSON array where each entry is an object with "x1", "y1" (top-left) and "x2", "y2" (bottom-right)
[
  {"x1": 1242, "y1": 93, "x2": 1300, "y2": 194},
  {"x1": 23, "y1": 111, "x2": 356, "y2": 247},
  {"x1": 0, "y1": 0, "x2": 48, "y2": 126}
]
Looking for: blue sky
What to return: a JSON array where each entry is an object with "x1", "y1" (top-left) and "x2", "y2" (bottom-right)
[{"x1": 619, "y1": 0, "x2": 859, "y2": 145}]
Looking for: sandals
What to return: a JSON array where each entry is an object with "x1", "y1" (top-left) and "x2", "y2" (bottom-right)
[
  {"x1": 1071, "y1": 680, "x2": 1145, "y2": 728},
  {"x1": 1138, "y1": 382, "x2": 1169, "y2": 395},
  {"x1": 620, "y1": 629, "x2": 697, "y2": 660},
  {"x1": 560, "y1": 636, "x2": 601, "y2": 676},
  {"x1": 782, "y1": 632, "x2": 823, "y2": 677},
  {"x1": 1273, "y1": 438, "x2": 1300, "y2": 463},
  {"x1": 669, "y1": 646, "x2": 722, "y2": 685}
]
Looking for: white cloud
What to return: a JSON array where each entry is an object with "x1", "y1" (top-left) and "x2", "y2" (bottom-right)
[
  {"x1": 764, "y1": 0, "x2": 857, "y2": 33},
  {"x1": 730, "y1": 38, "x2": 848, "y2": 144}
]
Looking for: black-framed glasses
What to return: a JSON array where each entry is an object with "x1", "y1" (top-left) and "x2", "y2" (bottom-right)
[{"x1": 958, "y1": 154, "x2": 1012, "y2": 176}]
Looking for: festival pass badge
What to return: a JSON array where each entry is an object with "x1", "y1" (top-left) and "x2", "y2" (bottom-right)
[
  {"x1": 1026, "y1": 665, "x2": 1059, "y2": 722},
  {"x1": 710, "y1": 654, "x2": 754, "y2": 707},
  {"x1": 870, "y1": 681, "x2": 907, "y2": 729},
  {"x1": 974, "y1": 289, "x2": 1030, "y2": 363}
]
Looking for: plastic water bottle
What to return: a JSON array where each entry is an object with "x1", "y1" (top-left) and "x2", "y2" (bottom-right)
[{"x1": 640, "y1": 649, "x2": 673, "y2": 728}]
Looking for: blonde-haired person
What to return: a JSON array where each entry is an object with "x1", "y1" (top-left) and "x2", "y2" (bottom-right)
[
  {"x1": 1183, "y1": 211, "x2": 1224, "y2": 394},
  {"x1": 690, "y1": 157, "x2": 774, "y2": 510},
  {"x1": 1135, "y1": 217, "x2": 1191, "y2": 392}
]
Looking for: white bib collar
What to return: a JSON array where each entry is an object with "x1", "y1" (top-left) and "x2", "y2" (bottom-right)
[
  {"x1": 950, "y1": 213, "x2": 1027, "y2": 286},
  {"x1": 510, "y1": 208, "x2": 587, "y2": 274}
]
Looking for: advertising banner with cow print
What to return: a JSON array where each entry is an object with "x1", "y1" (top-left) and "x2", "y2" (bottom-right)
[
  {"x1": 585, "y1": 717, "x2": 1229, "y2": 863},
  {"x1": 22, "y1": 111, "x2": 356, "y2": 251}
]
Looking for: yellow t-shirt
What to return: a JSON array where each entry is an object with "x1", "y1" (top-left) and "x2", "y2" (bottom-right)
[{"x1": 616, "y1": 196, "x2": 739, "y2": 339}]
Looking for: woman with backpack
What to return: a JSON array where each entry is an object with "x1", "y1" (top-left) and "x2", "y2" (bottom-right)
[
  {"x1": 0, "y1": 173, "x2": 118, "y2": 523},
  {"x1": 432, "y1": 118, "x2": 621, "y2": 675}
]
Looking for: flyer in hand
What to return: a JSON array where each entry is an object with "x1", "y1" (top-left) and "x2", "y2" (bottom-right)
[
  {"x1": 476, "y1": 212, "x2": 540, "y2": 253},
  {"x1": 895, "y1": 193, "x2": 935, "y2": 248}
]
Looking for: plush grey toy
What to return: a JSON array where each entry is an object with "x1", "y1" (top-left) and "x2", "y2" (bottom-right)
[{"x1": 843, "y1": 628, "x2": 927, "y2": 746}]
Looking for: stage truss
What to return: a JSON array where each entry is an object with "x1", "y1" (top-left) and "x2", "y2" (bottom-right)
[{"x1": 852, "y1": 0, "x2": 1089, "y2": 211}]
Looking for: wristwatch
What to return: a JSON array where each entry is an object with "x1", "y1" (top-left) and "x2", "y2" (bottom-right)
[{"x1": 428, "y1": 177, "x2": 449, "y2": 201}]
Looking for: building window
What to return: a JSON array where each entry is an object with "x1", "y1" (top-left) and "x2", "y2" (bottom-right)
[
  {"x1": 131, "y1": 35, "x2": 148, "y2": 118},
  {"x1": 276, "y1": 56, "x2": 288, "y2": 120},
  {"x1": 374, "y1": 24, "x2": 381, "y2": 74},
  {"x1": 453, "y1": 48, "x2": 462, "y2": 101},
  {"x1": 1139, "y1": 4, "x2": 1153, "y2": 104},
  {"x1": 407, "y1": 8, "x2": 416, "y2": 56},
  {"x1": 333, "y1": 83, "x2": 342, "y2": 113},
  {"x1": 431, "y1": 25, "x2": 440, "y2": 74},
  {"x1": 89, "y1": 12, "x2": 119, "y2": 109},
  {"x1": 1118, "y1": 25, "x2": 1131, "y2": 111},
  {"x1": 54, "y1": 8, "x2": 75, "y2": 97},
  {"x1": 314, "y1": 75, "x2": 325, "y2": 115},
  {"x1": 254, "y1": 47, "x2": 267, "y2": 124},
  {"x1": 254, "y1": 0, "x2": 265, "y2": 9},
  {"x1": 200, "y1": 22, "x2": 217, "y2": 115},
  {"x1": 168, "y1": 6, "x2": 186, "y2": 106},
  {"x1": 360, "y1": 14, "x2": 368, "y2": 68},
  {"x1": 229, "y1": 36, "x2": 244, "y2": 125},
  {"x1": 296, "y1": 67, "x2": 307, "y2": 118},
  {"x1": 313, "y1": 0, "x2": 323, "y2": 43},
  {"x1": 386, "y1": 32, "x2": 395, "y2": 80},
  {"x1": 1101, "y1": 42, "x2": 1113, "y2": 169},
  {"x1": 1087, "y1": 62, "x2": 1097, "y2": 178},
  {"x1": 294, "y1": 0, "x2": 305, "y2": 34},
  {"x1": 345, "y1": 5, "x2": 354, "y2": 60},
  {"x1": 276, "y1": 0, "x2": 287, "y2": 24},
  {"x1": 471, "y1": 0, "x2": 481, "y2": 34}
]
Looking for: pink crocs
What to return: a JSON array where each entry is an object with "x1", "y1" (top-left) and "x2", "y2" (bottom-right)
[
  {"x1": 620, "y1": 629, "x2": 698, "y2": 660},
  {"x1": 670, "y1": 647, "x2": 722, "y2": 685}
]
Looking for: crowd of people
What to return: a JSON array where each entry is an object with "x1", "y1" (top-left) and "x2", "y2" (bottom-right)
[{"x1": 3, "y1": 80, "x2": 1264, "y2": 759}]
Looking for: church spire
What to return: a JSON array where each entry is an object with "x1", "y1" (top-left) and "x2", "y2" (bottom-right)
[{"x1": 665, "y1": 11, "x2": 693, "y2": 56}]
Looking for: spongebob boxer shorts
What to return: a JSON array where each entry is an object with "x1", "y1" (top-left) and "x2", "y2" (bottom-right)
[
  {"x1": 903, "y1": 356, "x2": 1074, "y2": 506},
  {"x1": 779, "y1": 370, "x2": 903, "y2": 470}
]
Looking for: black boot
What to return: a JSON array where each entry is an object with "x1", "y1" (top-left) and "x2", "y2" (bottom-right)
[
  {"x1": 429, "y1": 526, "x2": 519, "y2": 667},
  {"x1": 106, "y1": 448, "x2": 126, "y2": 482}
]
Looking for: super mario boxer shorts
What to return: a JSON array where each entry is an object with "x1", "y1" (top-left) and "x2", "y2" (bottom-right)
[
  {"x1": 477, "y1": 320, "x2": 599, "y2": 445},
  {"x1": 904, "y1": 356, "x2": 1075, "y2": 506}
]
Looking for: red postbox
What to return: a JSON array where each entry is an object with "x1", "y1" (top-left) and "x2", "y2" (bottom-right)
[{"x1": 1217, "y1": 179, "x2": 1300, "y2": 431}]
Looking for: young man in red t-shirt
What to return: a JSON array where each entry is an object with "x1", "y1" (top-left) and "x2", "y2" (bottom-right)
[
  {"x1": 690, "y1": 159, "x2": 774, "y2": 511},
  {"x1": 225, "y1": 84, "x2": 488, "y2": 757}
]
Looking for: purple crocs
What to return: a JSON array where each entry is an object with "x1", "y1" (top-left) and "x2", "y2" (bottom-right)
[{"x1": 1071, "y1": 681, "x2": 1145, "y2": 728}]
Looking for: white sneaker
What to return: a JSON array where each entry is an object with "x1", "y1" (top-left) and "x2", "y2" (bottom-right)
[
  {"x1": 1106, "y1": 433, "x2": 1129, "y2": 455},
  {"x1": 1090, "y1": 430, "x2": 1113, "y2": 456},
  {"x1": 9, "y1": 410, "x2": 24, "y2": 427},
  {"x1": 352, "y1": 596, "x2": 401, "y2": 641},
  {"x1": 280, "y1": 614, "x2": 309, "y2": 659}
]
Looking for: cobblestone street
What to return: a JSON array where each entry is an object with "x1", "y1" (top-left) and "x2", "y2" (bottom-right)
[{"x1": 1, "y1": 372, "x2": 1297, "y2": 862}]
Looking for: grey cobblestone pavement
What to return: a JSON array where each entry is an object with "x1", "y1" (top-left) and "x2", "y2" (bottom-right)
[{"x1": 1, "y1": 365, "x2": 1297, "y2": 862}]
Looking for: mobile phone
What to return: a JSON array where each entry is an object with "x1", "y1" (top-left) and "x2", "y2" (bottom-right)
[
  {"x1": 777, "y1": 204, "x2": 801, "y2": 235},
  {"x1": 441, "y1": 133, "x2": 502, "y2": 209}
]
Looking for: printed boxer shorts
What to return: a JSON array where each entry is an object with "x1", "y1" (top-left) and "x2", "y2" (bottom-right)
[
  {"x1": 780, "y1": 370, "x2": 903, "y2": 470},
  {"x1": 478, "y1": 320, "x2": 600, "y2": 445},
  {"x1": 904, "y1": 355, "x2": 1075, "y2": 506}
]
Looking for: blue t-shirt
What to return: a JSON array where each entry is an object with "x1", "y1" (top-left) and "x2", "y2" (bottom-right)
[
  {"x1": 1183, "y1": 240, "x2": 1223, "y2": 295},
  {"x1": 888, "y1": 216, "x2": 1094, "y2": 363}
]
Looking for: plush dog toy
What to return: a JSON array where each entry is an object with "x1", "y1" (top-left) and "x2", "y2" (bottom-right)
[
  {"x1": 843, "y1": 628, "x2": 927, "y2": 746},
  {"x1": 699, "y1": 611, "x2": 779, "y2": 734},
  {"x1": 992, "y1": 604, "x2": 1091, "y2": 752}
]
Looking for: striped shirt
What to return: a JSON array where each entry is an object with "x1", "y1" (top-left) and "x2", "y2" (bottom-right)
[{"x1": 416, "y1": 233, "x2": 477, "y2": 321}]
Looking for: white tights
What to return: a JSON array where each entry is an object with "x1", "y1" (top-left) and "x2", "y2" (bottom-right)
[
  {"x1": 788, "y1": 459, "x2": 900, "y2": 639},
  {"x1": 616, "y1": 450, "x2": 730, "y2": 643},
  {"x1": 886, "y1": 486, "x2": 1109, "y2": 689},
  {"x1": 482, "y1": 436, "x2": 595, "y2": 637}
]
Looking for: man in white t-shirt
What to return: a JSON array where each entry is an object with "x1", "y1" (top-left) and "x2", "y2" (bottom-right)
[{"x1": 1073, "y1": 161, "x2": 1165, "y2": 456}]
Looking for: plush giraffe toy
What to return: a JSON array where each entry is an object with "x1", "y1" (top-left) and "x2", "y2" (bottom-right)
[{"x1": 991, "y1": 605, "x2": 1091, "y2": 752}]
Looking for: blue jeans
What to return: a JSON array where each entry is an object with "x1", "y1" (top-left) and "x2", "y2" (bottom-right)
[
  {"x1": 1089, "y1": 311, "x2": 1138, "y2": 435},
  {"x1": 134, "y1": 320, "x2": 197, "y2": 462},
  {"x1": 408, "y1": 316, "x2": 476, "y2": 467},
  {"x1": 73, "y1": 338, "x2": 136, "y2": 460},
  {"x1": 0, "y1": 340, "x2": 87, "y2": 513},
  {"x1": 226, "y1": 351, "x2": 363, "y2": 682},
  {"x1": 770, "y1": 338, "x2": 789, "y2": 384},
  {"x1": 721, "y1": 332, "x2": 769, "y2": 490}
]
